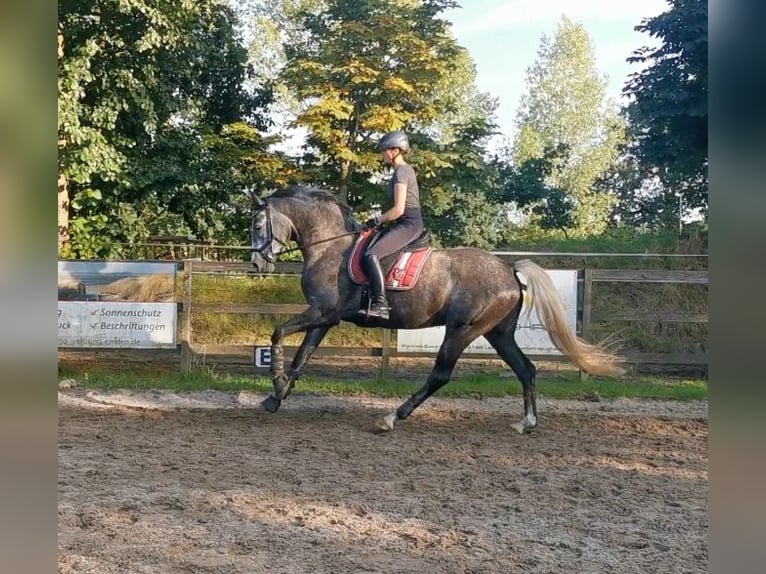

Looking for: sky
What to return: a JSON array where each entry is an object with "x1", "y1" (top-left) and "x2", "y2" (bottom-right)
[{"x1": 443, "y1": 0, "x2": 670, "y2": 148}]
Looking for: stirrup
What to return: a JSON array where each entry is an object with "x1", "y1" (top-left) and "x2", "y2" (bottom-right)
[{"x1": 358, "y1": 301, "x2": 389, "y2": 320}]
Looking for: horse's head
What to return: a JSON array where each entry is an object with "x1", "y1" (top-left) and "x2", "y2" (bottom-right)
[{"x1": 250, "y1": 199, "x2": 293, "y2": 273}]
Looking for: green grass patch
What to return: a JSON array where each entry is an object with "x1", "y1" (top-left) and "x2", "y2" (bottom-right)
[
  {"x1": 62, "y1": 368, "x2": 707, "y2": 401},
  {"x1": 188, "y1": 274, "x2": 381, "y2": 346}
]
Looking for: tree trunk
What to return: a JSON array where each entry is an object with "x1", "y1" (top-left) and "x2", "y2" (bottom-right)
[
  {"x1": 58, "y1": 173, "x2": 69, "y2": 251},
  {"x1": 58, "y1": 26, "x2": 69, "y2": 252},
  {"x1": 339, "y1": 159, "x2": 349, "y2": 203}
]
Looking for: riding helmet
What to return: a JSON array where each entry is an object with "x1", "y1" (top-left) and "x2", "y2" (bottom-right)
[{"x1": 377, "y1": 130, "x2": 410, "y2": 153}]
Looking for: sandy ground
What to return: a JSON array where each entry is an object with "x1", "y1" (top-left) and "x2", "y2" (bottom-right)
[{"x1": 59, "y1": 390, "x2": 708, "y2": 574}]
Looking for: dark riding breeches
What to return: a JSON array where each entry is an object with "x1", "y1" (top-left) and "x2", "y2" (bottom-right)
[{"x1": 366, "y1": 223, "x2": 423, "y2": 259}]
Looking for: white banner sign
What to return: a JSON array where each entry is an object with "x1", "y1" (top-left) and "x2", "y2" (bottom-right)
[
  {"x1": 397, "y1": 269, "x2": 578, "y2": 356},
  {"x1": 58, "y1": 302, "x2": 177, "y2": 349}
]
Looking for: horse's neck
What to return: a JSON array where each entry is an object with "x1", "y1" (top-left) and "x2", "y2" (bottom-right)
[
  {"x1": 302, "y1": 235, "x2": 355, "y2": 267},
  {"x1": 280, "y1": 200, "x2": 352, "y2": 264}
]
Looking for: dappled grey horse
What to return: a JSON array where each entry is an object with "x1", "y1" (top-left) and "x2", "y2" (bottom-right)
[{"x1": 251, "y1": 186, "x2": 622, "y2": 432}]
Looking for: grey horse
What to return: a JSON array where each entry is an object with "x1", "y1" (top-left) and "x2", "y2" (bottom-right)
[{"x1": 251, "y1": 186, "x2": 622, "y2": 433}]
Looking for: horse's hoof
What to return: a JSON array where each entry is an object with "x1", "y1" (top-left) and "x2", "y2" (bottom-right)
[
  {"x1": 375, "y1": 412, "x2": 396, "y2": 432},
  {"x1": 261, "y1": 395, "x2": 281, "y2": 413}
]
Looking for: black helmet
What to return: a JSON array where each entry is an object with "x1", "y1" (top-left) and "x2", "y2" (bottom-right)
[{"x1": 377, "y1": 130, "x2": 410, "y2": 153}]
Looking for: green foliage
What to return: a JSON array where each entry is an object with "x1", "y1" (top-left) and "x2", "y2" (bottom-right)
[
  {"x1": 57, "y1": 1, "x2": 711, "y2": 256},
  {"x1": 58, "y1": 0, "x2": 277, "y2": 257},
  {"x1": 238, "y1": 0, "x2": 327, "y2": 89},
  {"x1": 496, "y1": 143, "x2": 574, "y2": 234},
  {"x1": 513, "y1": 17, "x2": 626, "y2": 237},
  {"x1": 414, "y1": 119, "x2": 505, "y2": 248},
  {"x1": 594, "y1": 151, "x2": 653, "y2": 228},
  {"x1": 240, "y1": 0, "x2": 501, "y2": 249},
  {"x1": 277, "y1": 0, "x2": 462, "y2": 203},
  {"x1": 194, "y1": 121, "x2": 306, "y2": 242},
  {"x1": 623, "y1": 0, "x2": 708, "y2": 219},
  {"x1": 500, "y1": 227, "x2": 707, "y2": 267},
  {"x1": 420, "y1": 46, "x2": 499, "y2": 144}
]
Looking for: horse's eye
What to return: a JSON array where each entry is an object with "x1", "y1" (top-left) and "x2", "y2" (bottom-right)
[{"x1": 252, "y1": 214, "x2": 266, "y2": 229}]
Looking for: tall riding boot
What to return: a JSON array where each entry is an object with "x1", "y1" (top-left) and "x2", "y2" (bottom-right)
[{"x1": 359, "y1": 253, "x2": 389, "y2": 320}]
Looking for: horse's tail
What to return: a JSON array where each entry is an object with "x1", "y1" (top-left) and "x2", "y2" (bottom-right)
[{"x1": 513, "y1": 259, "x2": 624, "y2": 376}]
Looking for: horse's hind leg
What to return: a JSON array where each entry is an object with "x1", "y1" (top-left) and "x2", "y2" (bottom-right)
[
  {"x1": 380, "y1": 324, "x2": 479, "y2": 431},
  {"x1": 485, "y1": 329, "x2": 538, "y2": 434}
]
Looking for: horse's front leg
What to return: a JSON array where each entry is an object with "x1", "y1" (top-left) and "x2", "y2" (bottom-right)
[
  {"x1": 262, "y1": 307, "x2": 336, "y2": 413},
  {"x1": 275, "y1": 325, "x2": 331, "y2": 400}
]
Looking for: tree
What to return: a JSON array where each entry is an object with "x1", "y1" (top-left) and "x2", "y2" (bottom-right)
[
  {"x1": 623, "y1": 0, "x2": 708, "y2": 222},
  {"x1": 235, "y1": 0, "x2": 504, "y2": 249},
  {"x1": 236, "y1": 0, "x2": 507, "y2": 249},
  {"x1": 277, "y1": 0, "x2": 462, "y2": 205},
  {"x1": 58, "y1": 24, "x2": 69, "y2": 250},
  {"x1": 496, "y1": 144, "x2": 574, "y2": 235},
  {"x1": 513, "y1": 16, "x2": 626, "y2": 237},
  {"x1": 420, "y1": 46, "x2": 498, "y2": 145},
  {"x1": 195, "y1": 121, "x2": 305, "y2": 243},
  {"x1": 414, "y1": 117, "x2": 504, "y2": 248},
  {"x1": 58, "y1": 0, "x2": 274, "y2": 257},
  {"x1": 594, "y1": 149, "x2": 666, "y2": 229},
  {"x1": 235, "y1": 0, "x2": 324, "y2": 89}
]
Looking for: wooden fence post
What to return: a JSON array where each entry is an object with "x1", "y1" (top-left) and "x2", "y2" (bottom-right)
[
  {"x1": 579, "y1": 267, "x2": 593, "y2": 382},
  {"x1": 180, "y1": 260, "x2": 193, "y2": 375},
  {"x1": 379, "y1": 328, "x2": 391, "y2": 382}
]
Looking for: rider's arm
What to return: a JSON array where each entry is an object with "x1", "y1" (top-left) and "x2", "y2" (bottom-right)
[{"x1": 380, "y1": 182, "x2": 406, "y2": 223}]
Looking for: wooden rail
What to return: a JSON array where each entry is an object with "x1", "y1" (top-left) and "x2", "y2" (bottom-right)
[
  {"x1": 579, "y1": 267, "x2": 707, "y2": 374},
  {"x1": 58, "y1": 258, "x2": 708, "y2": 378},
  {"x1": 589, "y1": 269, "x2": 708, "y2": 284},
  {"x1": 178, "y1": 260, "x2": 708, "y2": 377}
]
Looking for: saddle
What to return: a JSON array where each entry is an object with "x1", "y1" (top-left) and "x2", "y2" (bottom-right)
[{"x1": 348, "y1": 229, "x2": 432, "y2": 291}]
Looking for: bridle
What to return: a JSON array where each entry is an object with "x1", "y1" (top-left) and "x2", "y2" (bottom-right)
[
  {"x1": 251, "y1": 202, "x2": 292, "y2": 263},
  {"x1": 251, "y1": 201, "x2": 360, "y2": 263}
]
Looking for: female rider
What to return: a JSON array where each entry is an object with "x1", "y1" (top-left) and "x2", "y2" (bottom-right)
[{"x1": 359, "y1": 130, "x2": 425, "y2": 320}]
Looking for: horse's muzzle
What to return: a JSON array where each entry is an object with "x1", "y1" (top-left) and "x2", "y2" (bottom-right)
[{"x1": 251, "y1": 252, "x2": 276, "y2": 273}]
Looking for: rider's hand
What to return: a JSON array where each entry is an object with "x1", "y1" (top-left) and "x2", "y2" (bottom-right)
[{"x1": 364, "y1": 217, "x2": 379, "y2": 230}]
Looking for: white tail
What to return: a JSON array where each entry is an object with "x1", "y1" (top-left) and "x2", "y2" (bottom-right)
[{"x1": 513, "y1": 259, "x2": 624, "y2": 377}]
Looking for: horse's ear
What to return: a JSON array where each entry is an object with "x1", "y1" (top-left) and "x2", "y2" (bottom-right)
[{"x1": 254, "y1": 195, "x2": 265, "y2": 208}]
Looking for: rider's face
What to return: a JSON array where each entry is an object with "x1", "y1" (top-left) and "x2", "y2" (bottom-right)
[{"x1": 380, "y1": 148, "x2": 397, "y2": 165}]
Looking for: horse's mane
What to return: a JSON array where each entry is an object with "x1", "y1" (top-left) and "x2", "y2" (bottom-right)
[{"x1": 269, "y1": 185, "x2": 358, "y2": 227}]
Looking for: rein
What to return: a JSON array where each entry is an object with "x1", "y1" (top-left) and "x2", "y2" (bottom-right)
[{"x1": 273, "y1": 230, "x2": 360, "y2": 256}]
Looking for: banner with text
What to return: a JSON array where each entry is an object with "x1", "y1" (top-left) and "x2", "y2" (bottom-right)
[
  {"x1": 396, "y1": 269, "x2": 578, "y2": 356},
  {"x1": 58, "y1": 260, "x2": 178, "y2": 349},
  {"x1": 58, "y1": 302, "x2": 177, "y2": 349}
]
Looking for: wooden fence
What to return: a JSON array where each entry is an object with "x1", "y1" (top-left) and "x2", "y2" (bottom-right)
[{"x1": 178, "y1": 259, "x2": 708, "y2": 378}]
